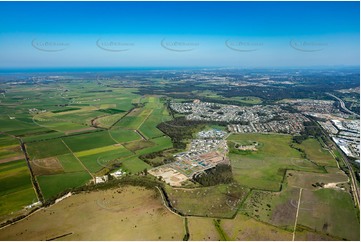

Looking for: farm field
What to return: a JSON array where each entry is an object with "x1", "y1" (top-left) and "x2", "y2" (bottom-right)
[
  {"x1": 62, "y1": 131, "x2": 117, "y2": 152},
  {"x1": 57, "y1": 153, "x2": 85, "y2": 173},
  {"x1": 0, "y1": 159, "x2": 37, "y2": 221},
  {"x1": 26, "y1": 139, "x2": 70, "y2": 159},
  {"x1": 227, "y1": 133, "x2": 324, "y2": 191},
  {"x1": 120, "y1": 156, "x2": 151, "y2": 174},
  {"x1": 36, "y1": 171, "x2": 92, "y2": 200},
  {"x1": 135, "y1": 136, "x2": 173, "y2": 156},
  {"x1": 0, "y1": 134, "x2": 24, "y2": 163},
  {"x1": 108, "y1": 128, "x2": 142, "y2": 143},
  {"x1": 2, "y1": 94, "x2": 175, "y2": 201},
  {"x1": 78, "y1": 146, "x2": 133, "y2": 173},
  {"x1": 0, "y1": 74, "x2": 359, "y2": 242},
  {"x1": 138, "y1": 103, "x2": 171, "y2": 139},
  {"x1": 0, "y1": 186, "x2": 185, "y2": 240}
]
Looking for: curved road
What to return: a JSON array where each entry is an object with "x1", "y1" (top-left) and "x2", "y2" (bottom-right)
[{"x1": 327, "y1": 93, "x2": 360, "y2": 117}]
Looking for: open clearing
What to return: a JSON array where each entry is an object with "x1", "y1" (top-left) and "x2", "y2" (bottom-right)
[
  {"x1": 227, "y1": 133, "x2": 324, "y2": 191},
  {"x1": 187, "y1": 217, "x2": 220, "y2": 240},
  {"x1": 165, "y1": 184, "x2": 249, "y2": 218},
  {"x1": 30, "y1": 157, "x2": 64, "y2": 176},
  {"x1": 0, "y1": 186, "x2": 184, "y2": 240},
  {"x1": 221, "y1": 213, "x2": 293, "y2": 240},
  {"x1": 241, "y1": 165, "x2": 359, "y2": 240},
  {"x1": 296, "y1": 188, "x2": 360, "y2": 241},
  {"x1": 242, "y1": 187, "x2": 300, "y2": 230},
  {"x1": 294, "y1": 138, "x2": 338, "y2": 167}
]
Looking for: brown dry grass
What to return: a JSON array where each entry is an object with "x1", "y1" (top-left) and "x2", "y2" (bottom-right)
[
  {"x1": 30, "y1": 157, "x2": 64, "y2": 176},
  {"x1": 0, "y1": 186, "x2": 184, "y2": 241}
]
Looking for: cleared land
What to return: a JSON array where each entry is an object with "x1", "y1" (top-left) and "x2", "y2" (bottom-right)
[
  {"x1": 296, "y1": 188, "x2": 360, "y2": 241},
  {"x1": 0, "y1": 186, "x2": 185, "y2": 240},
  {"x1": 187, "y1": 217, "x2": 220, "y2": 240},
  {"x1": 221, "y1": 213, "x2": 293, "y2": 241},
  {"x1": 294, "y1": 138, "x2": 338, "y2": 167},
  {"x1": 242, "y1": 187, "x2": 300, "y2": 230},
  {"x1": 227, "y1": 133, "x2": 324, "y2": 191},
  {"x1": 165, "y1": 184, "x2": 249, "y2": 218}
]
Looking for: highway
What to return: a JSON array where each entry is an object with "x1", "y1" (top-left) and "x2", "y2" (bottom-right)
[
  {"x1": 326, "y1": 93, "x2": 360, "y2": 118},
  {"x1": 335, "y1": 144, "x2": 360, "y2": 208}
]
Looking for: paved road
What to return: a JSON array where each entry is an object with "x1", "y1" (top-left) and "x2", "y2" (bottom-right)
[{"x1": 327, "y1": 93, "x2": 360, "y2": 117}]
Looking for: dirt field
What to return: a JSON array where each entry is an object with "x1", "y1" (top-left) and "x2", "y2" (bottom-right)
[
  {"x1": 149, "y1": 167, "x2": 189, "y2": 186},
  {"x1": 0, "y1": 155, "x2": 25, "y2": 164},
  {"x1": 0, "y1": 186, "x2": 185, "y2": 241},
  {"x1": 30, "y1": 157, "x2": 64, "y2": 176}
]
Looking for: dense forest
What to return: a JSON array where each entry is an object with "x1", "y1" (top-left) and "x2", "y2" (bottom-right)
[{"x1": 193, "y1": 164, "x2": 234, "y2": 186}]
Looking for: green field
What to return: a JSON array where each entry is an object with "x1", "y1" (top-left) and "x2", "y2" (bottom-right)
[
  {"x1": 57, "y1": 153, "x2": 85, "y2": 173},
  {"x1": 0, "y1": 135, "x2": 23, "y2": 161},
  {"x1": 108, "y1": 128, "x2": 142, "y2": 143},
  {"x1": 120, "y1": 156, "x2": 151, "y2": 174},
  {"x1": 135, "y1": 136, "x2": 173, "y2": 156},
  {"x1": 0, "y1": 77, "x2": 359, "y2": 241},
  {"x1": 138, "y1": 103, "x2": 171, "y2": 139},
  {"x1": 115, "y1": 108, "x2": 152, "y2": 130},
  {"x1": 0, "y1": 160, "x2": 37, "y2": 219},
  {"x1": 37, "y1": 171, "x2": 92, "y2": 200},
  {"x1": 78, "y1": 146, "x2": 133, "y2": 173},
  {"x1": 227, "y1": 133, "x2": 324, "y2": 191},
  {"x1": 74, "y1": 144, "x2": 124, "y2": 157},
  {"x1": 26, "y1": 139, "x2": 70, "y2": 159},
  {"x1": 297, "y1": 188, "x2": 360, "y2": 241},
  {"x1": 294, "y1": 138, "x2": 337, "y2": 167},
  {"x1": 63, "y1": 131, "x2": 117, "y2": 152}
]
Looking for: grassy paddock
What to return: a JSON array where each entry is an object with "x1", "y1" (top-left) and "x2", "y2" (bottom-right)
[{"x1": 0, "y1": 159, "x2": 37, "y2": 219}]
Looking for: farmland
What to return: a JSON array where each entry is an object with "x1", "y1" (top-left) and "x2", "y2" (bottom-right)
[
  {"x1": 0, "y1": 71, "x2": 359, "y2": 241},
  {"x1": 0, "y1": 134, "x2": 37, "y2": 222},
  {"x1": 0, "y1": 159, "x2": 37, "y2": 221},
  {"x1": 0, "y1": 76, "x2": 177, "y2": 212},
  {"x1": 227, "y1": 133, "x2": 324, "y2": 191}
]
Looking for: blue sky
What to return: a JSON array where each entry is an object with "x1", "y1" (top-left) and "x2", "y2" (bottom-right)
[{"x1": 0, "y1": 1, "x2": 359, "y2": 68}]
